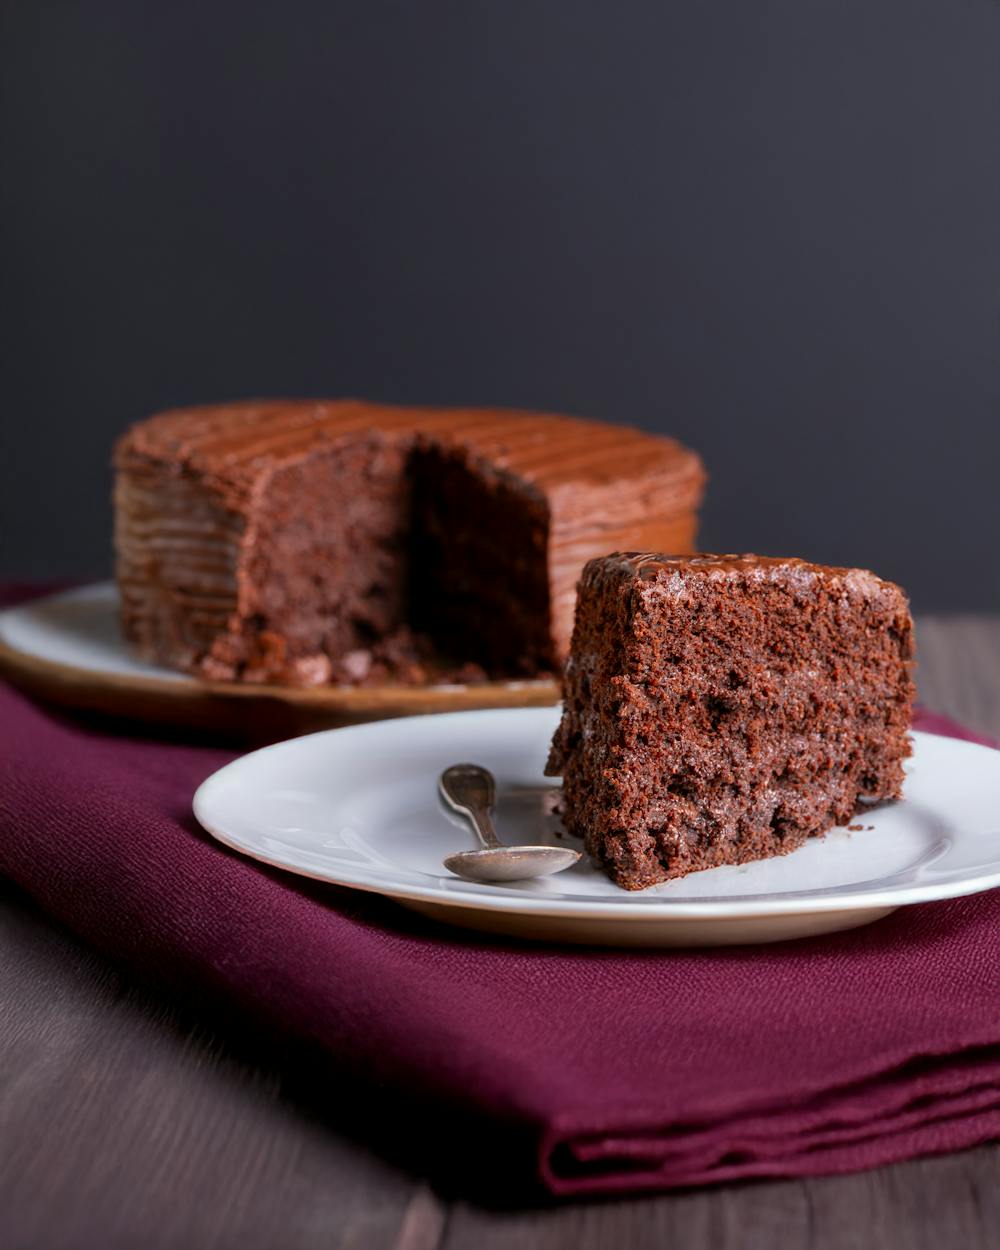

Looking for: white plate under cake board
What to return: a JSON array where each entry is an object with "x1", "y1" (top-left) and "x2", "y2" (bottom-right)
[
  {"x1": 0, "y1": 584, "x2": 559, "y2": 738},
  {"x1": 194, "y1": 707, "x2": 1000, "y2": 948}
]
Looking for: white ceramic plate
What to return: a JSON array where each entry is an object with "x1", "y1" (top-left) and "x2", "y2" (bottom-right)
[
  {"x1": 0, "y1": 584, "x2": 558, "y2": 734},
  {"x1": 193, "y1": 708, "x2": 1000, "y2": 947},
  {"x1": 0, "y1": 583, "x2": 179, "y2": 682}
]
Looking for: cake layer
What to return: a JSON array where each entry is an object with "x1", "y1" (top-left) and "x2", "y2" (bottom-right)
[
  {"x1": 547, "y1": 552, "x2": 916, "y2": 889},
  {"x1": 114, "y1": 402, "x2": 705, "y2": 684}
]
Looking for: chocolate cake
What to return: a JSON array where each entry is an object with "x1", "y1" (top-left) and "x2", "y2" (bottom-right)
[
  {"x1": 113, "y1": 402, "x2": 704, "y2": 685},
  {"x1": 547, "y1": 553, "x2": 915, "y2": 889}
]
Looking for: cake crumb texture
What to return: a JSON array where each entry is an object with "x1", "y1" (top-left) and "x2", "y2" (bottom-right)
[{"x1": 546, "y1": 552, "x2": 915, "y2": 889}]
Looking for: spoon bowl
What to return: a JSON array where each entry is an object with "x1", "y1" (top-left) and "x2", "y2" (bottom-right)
[{"x1": 443, "y1": 844, "x2": 582, "y2": 883}]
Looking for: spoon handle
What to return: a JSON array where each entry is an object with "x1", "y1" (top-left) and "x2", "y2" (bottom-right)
[{"x1": 438, "y1": 764, "x2": 502, "y2": 851}]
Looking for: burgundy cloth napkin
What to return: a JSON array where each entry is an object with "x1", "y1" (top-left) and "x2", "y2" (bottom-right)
[{"x1": 2, "y1": 626, "x2": 1000, "y2": 1196}]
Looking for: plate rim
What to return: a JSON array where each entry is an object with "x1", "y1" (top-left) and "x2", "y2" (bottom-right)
[{"x1": 192, "y1": 711, "x2": 1000, "y2": 922}]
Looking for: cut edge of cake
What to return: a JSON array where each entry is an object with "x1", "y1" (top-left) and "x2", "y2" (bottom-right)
[{"x1": 112, "y1": 402, "x2": 706, "y2": 686}]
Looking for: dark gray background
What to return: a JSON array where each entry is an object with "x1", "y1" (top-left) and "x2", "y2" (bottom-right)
[{"x1": 3, "y1": 1, "x2": 999, "y2": 609}]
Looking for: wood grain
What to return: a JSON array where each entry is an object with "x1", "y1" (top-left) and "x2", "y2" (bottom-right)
[
  {"x1": 0, "y1": 887, "x2": 423, "y2": 1250},
  {"x1": 915, "y1": 615, "x2": 1000, "y2": 741},
  {"x1": 442, "y1": 1148, "x2": 1000, "y2": 1250},
  {"x1": 1, "y1": 615, "x2": 999, "y2": 1249}
]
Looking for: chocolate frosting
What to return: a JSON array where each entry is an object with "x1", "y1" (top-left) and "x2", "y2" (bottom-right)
[
  {"x1": 115, "y1": 399, "x2": 703, "y2": 501},
  {"x1": 599, "y1": 551, "x2": 905, "y2": 606}
]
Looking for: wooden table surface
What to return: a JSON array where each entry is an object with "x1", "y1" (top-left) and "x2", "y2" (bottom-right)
[{"x1": 3, "y1": 616, "x2": 999, "y2": 1250}]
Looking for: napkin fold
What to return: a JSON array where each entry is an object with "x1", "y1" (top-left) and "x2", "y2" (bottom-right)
[{"x1": 1, "y1": 639, "x2": 999, "y2": 1197}]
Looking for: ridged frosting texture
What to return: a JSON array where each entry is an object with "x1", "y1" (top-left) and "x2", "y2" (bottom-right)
[{"x1": 116, "y1": 399, "x2": 702, "y2": 494}]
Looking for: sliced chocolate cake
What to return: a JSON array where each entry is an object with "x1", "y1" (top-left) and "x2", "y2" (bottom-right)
[
  {"x1": 113, "y1": 402, "x2": 704, "y2": 685},
  {"x1": 547, "y1": 553, "x2": 915, "y2": 889}
]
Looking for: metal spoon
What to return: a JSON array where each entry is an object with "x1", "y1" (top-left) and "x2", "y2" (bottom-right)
[{"x1": 438, "y1": 763, "x2": 581, "y2": 883}]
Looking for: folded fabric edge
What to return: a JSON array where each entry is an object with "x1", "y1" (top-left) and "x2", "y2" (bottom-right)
[
  {"x1": 540, "y1": 1059, "x2": 1000, "y2": 1195},
  {"x1": 541, "y1": 1106, "x2": 1000, "y2": 1196}
]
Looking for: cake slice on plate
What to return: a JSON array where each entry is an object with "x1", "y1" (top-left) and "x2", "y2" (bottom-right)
[{"x1": 546, "y1": 553, "x2": 915, "y2": 890}]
